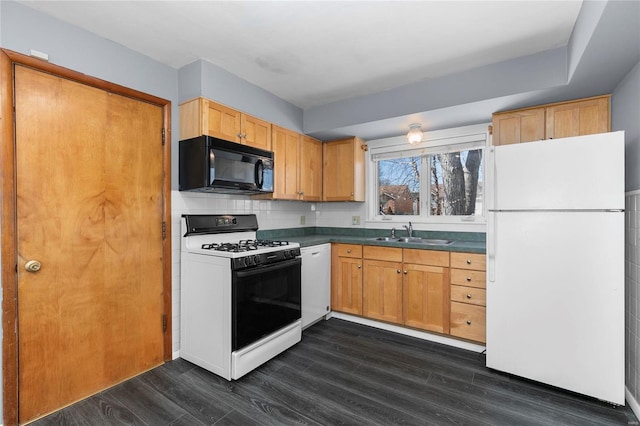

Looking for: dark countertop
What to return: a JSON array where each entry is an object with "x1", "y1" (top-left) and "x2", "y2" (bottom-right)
[{"x1": 258, "y1": 227, "x2": 486, "y2": 254}]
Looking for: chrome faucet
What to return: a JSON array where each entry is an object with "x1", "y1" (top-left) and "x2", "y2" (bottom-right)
[
  {"x1": 404, "y1": 222, "x2": 413, "y2": 238},
  {"x1": 390, "y1": 227, "x2": 396, "y2": 238}
]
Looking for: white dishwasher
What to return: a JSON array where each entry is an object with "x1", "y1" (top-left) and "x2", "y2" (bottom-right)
[{"x1": 300, "y1": 244, "x2": 331, "y2": 329}]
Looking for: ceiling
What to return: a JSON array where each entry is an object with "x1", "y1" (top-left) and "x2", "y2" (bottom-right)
[{"x1": 17, "y1": 1, "x2": 583, "y2": 110}]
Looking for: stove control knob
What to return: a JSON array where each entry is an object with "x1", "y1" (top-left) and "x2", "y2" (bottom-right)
[
  {"x1": 253, "y1": 255, "x2": 260, "y2": 264},
  {"x1": 245, "y1": 256, "x2": 253, "y2": 266},
  {"x1": 284, "y1": 251, "x2": 291, "y2": 259}
]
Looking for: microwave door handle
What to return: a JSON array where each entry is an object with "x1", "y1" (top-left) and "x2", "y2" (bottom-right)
[{"x1": 254, "y1": 159, "x2": 264, "y2": 189}]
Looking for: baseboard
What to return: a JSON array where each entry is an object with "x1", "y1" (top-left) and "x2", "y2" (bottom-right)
[
  {"x1": 626, "y1": 387, "x2": 640, "y2": 421},
  {"x1": 172, "y1": 350, "x2": 180, "y2": 360},
  {"x1": 328, "y1": 312, "x2": 486, "y2": 353}
]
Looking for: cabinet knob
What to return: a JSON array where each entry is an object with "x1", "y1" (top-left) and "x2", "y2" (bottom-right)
[
  {"x1": 466, "y1": 294, "x2": 472, "y2": 299},
  {"x1": 403, "y1": 270, "x2": 407, "y2": 275},
  {"x1": 347, "y1": 249, "x2": 351, "y2": 253},
  {"x1": 397, "y1": 269, "x2": 401, "y2": 274},
  {"x1": 351, "y1": 192, "x2": 354, "y2": 196},
  {"x1": 357, "y1": 265, "x2": 361, "y2": 269},
  {"x1": 237, "y1": 133, "x2": 242, "y2": 138},
  {"x1": 466, "y1": 320, "x2": 472, "y2": 325},
  {"x1": 466, "y1": 276, "x2": 472, "y2": 282},
  {"x1": 466, "y1": 259, "x2": 472, "y2": 265}
]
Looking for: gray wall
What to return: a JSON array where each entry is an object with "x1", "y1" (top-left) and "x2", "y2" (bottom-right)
[{"x1": 612, "y1": 61, "x2": 640, "y2": 192}]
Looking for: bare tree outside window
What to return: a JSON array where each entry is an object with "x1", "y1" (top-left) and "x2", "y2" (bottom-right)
[{"x1": 378, "y1": 148, "x2": 483, "y2": 217}]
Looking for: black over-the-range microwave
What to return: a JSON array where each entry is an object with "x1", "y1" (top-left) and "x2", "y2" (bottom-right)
[{"x1": 179, "y1": 135, "x2": 274, "y2": 194}]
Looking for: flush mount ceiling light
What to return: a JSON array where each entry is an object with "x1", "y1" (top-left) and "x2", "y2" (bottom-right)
[{"x1": 406, "y1": 123, "x2": 423, "y2": 145}]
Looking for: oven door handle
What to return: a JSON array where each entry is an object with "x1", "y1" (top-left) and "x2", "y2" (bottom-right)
[{"x1": 234, "y1": 257, "x2": 301, "y2": 278}]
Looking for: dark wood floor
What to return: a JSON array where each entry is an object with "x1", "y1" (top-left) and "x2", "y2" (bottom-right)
[{"x1": 32, "y1": 318, "x2": 638, "y2": 425}]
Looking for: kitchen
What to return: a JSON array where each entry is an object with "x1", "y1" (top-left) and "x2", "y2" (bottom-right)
[{"x1": 1, "y1": 0, "x2": 639, "y2": 425}]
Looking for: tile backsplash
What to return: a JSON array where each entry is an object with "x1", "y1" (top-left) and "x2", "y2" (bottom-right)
[{"x1": 627, "y1": 190, "x2": 640, "y2": 408}]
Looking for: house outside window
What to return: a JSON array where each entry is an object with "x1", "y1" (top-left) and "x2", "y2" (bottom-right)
[{"x1": 368, "y1": 124, "x2": 489, "y2": 229}]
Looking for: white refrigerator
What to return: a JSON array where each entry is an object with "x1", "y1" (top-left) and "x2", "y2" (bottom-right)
[{"x1": 486, "y1": 131, "x2": 625, "y2": 405}]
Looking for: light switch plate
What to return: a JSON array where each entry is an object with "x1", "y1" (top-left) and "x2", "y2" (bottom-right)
[{"x1": 351, "y1": 215, "x2": 361, "y2": 225}]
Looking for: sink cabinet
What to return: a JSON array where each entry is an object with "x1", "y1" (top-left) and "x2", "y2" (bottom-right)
[
  {"x1": 362, "y1": 246, "x2": 403, "y2": 324},
  {"x1": 403, "y1": 249, "x2": 450, "y2": 334}
]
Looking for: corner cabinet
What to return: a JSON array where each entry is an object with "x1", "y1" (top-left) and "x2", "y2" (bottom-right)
[
  {"x1": 322, "y1": 137, "x2": 366, "y2": 202},
  {"x1": 179, "y1": 97, "x2": 271, "y2": 150},
  {"x1": 271, "y1": 126, "x2": 323, "y2": 201},
  {"x1": 491, "y1": 95, "x2": 610, "y2": 146}
]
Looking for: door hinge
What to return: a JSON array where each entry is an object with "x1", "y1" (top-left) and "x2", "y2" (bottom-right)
[
  {"x1": 162, "y1": 128, "x2": 166, "y2": 146},
  {"x1": 162, "y1": 314, "x2": 167, "y2": 332},
  {"x1": 162, "y1": 221, "x2": 166, "y2": 240}
]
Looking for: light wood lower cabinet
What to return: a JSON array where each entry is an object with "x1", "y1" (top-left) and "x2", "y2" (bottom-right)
[
  {"x1": 449, "y1": 252, "x2": 486, "y2": 343},
  {"x1": 330, "y1": 244, "x2": 487, "y2": 344},
  {"x1": 331, "y1": 244, "x2": 363, "y2": 315},
  {"x1": 362, "y1": 246, "x2": 403, "y2": 324}
]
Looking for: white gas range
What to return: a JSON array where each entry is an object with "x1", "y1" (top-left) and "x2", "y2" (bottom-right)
[{"x1": 179, "y1": 214, "x2": 302, "y2": 380}]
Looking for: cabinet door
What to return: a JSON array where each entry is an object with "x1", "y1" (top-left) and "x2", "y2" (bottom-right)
[
  {"x1": 272, "y1": 125, "x2": 300, "y2": 200},
  {"x1": 204, "y1": 99, "x2": 242, "y2": 143},
  {"x1": 362, "y1": 259, "x2": 403, "y2": 324},
  {"x1": 492, "y1": 108, "x2": 545, "y2": 146},
  {"x1": 545, "y1": 96, "x2": 610, "y2": 139},
  {"x1": 323, "y1": 137, "x2": 366, "y2": 201},
  {"x1": 242, "y1": 114, "x2": 271, "y2": 150},
  {"x1": 299, "y1": 135, "x2": 323, "y2": 201},
  {"x1": 331, "y1": 256, "x2": 362, "y2": 315},
  {"x1": 403, "y1": 263, "x2": 449, "y2": 333}
]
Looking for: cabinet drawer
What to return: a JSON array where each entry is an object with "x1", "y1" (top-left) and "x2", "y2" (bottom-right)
[
  {"x1": 450, "y1": 252, "x2": 486, "y2": 271},
  {"x1": 450, "y1": 302, "x2": 486, "y2": 343},
  {"x1": 363, "y1": 245, "x2": 402, "y2": 262},
  {"x1": 450, "y1": 268, "x2": 486, "y2": 288},
  {"x1": 402, "y1": 249, "x2": 449, "y2": 267},
  {"x1": 334, "y1": 244, "x2": 362, "y2": 258},
  {"x1": 450, "y1": 285, "x2": 486, "y2": 307}
]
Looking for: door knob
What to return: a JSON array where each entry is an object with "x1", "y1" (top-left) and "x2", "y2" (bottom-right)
[{"x1": 25, "y1": 260, "x2": 41, "y2": 273}]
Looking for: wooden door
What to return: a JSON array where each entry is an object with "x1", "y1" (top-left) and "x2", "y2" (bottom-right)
[
  {"x1": 491, "y1": 108, "x2": 545, "y2": 145},
  {"x1": 362, "y1": 259, "x2": 403, "y2": 324},
  {"x1": 403, "y1": 263, "x2": 449, "y2": 333},
  {"x1": 272, "y1": 125, "x2": 300, "y2": 200},
  {"x1": 14, "y1": 66, "x2": 165, "y2": 422},
  {"x1": 299, "y1": 135, "x2": 323, "y2": 201},
  {"x1": 331, "y1": 256, "x2": 362, "y2": 315},
  {"x1": 242, "y1": 113, "x2": 271, "y2": 150}
]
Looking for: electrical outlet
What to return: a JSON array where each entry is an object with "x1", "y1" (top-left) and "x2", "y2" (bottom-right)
[
  {"x1": 351, "y1": 215, "x2": 361, "y2": 225},
  {"x1": 300, "y1": 215, "x2": 306, "y2": 225}
]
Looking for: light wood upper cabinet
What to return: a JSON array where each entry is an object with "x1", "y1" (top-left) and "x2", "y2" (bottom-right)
[
  {"x1": 545, "y1": 96, "x2": 610, "y2": 140},
  {"x1": 241, "y1": 113, "x2": 272, "y2": 151},
  {"x1": 271, "y1": 127, "x2": 322, "y2": 201},
  {"x1": 362, "y1": 246, "x2": 404, "y2": 325},
  {"x1": 331, "y1": 244, "x2": 363, "y2": 315},
  {"x1": 492, "y1": 108, "x2": 545, "y2": 146},
  {"x1": 272, "y1": 125, "x2": 300, "y2": 200},
  {"x1": 403, "y1": 249, "x2": 450, "y2": 334},
  {"x1": 491, "y1": 95, "x2": 610, "y2": 146},
  {"x1": 299, "y1": 135, "x2": 323, "y2": 201},
  {"x1": 179, "y1": 97, "x2": 271, "y2": 150},
  {"x1": 323, "y1": 137, "x2": 366, "y2": 202}
]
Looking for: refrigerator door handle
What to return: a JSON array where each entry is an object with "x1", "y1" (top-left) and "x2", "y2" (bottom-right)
[{"x1": 487, "y1": 147, "x2": 496, "y2": 282}]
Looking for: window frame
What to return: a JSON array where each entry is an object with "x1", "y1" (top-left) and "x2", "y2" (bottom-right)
[{"x1": 366, "y1": 123, "x2": 490, "y2": 232}]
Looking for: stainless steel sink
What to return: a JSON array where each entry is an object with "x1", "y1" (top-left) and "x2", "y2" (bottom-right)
[
  {"x1": 367, "y1": 236, "x2": 394, "y2": 241},
  {"x1": 397, "y1": 237, "x2": 453, "y2": 245}
]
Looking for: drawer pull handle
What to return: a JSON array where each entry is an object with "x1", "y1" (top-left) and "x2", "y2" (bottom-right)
[
  {"x1": 466, "y1": 259, "x2": 472, "y2": 265},
  {"x1": 466, "y1": 320, "x2": 472, "y2": 325},
  {"x1": 466, "y1": 276, "x2": 472, "y2": 282},
  {"x1": 466, "y1": 294, "x2": 472, "y2": 299},
  {"x1": 347, "y1": 249, "x2": 351, "y2": 253}
]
